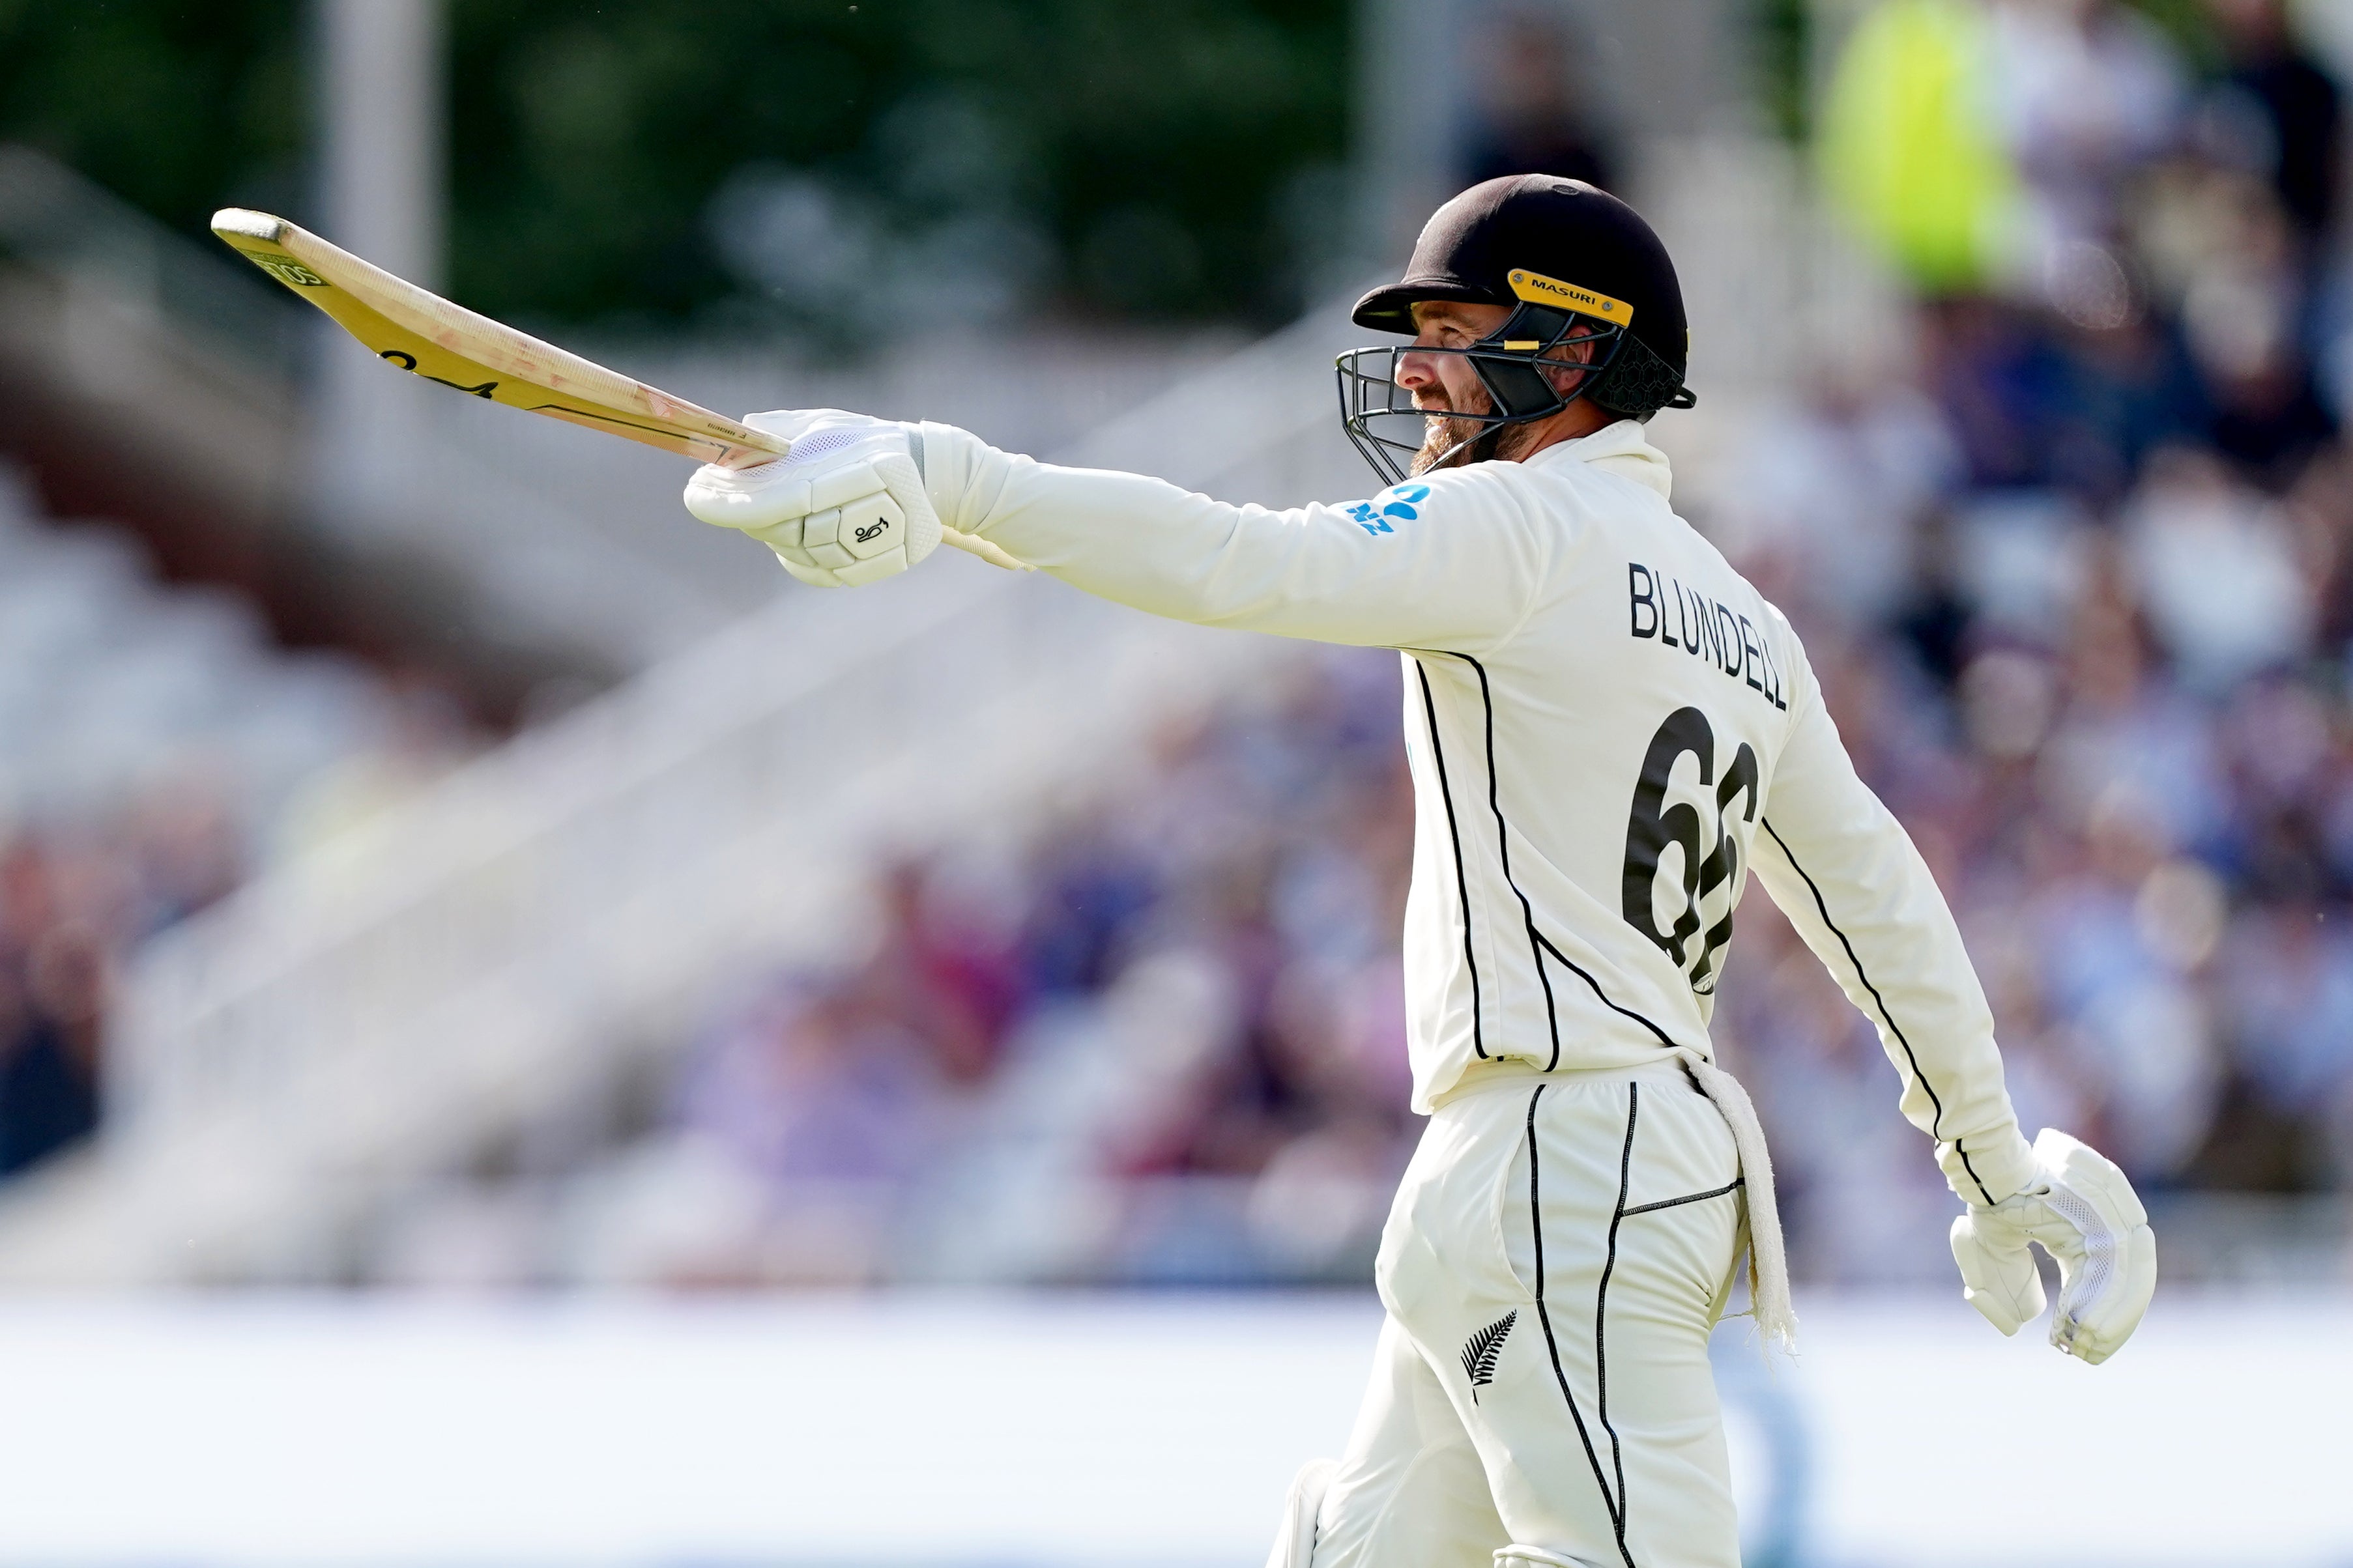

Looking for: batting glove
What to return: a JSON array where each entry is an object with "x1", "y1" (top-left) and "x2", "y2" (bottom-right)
[
  {"x1": 684, "y1": 408, "x2": 942, "y2": 588},
  {"x1": 1948, "y1": 1128, "x2": 2156, "y2": 1364}
]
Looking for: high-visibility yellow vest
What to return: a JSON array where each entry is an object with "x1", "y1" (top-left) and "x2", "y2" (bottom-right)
[{"x1": 1819, "y1": 0, "x2": 2022, "y2": 293}]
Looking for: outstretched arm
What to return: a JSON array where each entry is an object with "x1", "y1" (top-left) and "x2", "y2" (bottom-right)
[
  {"x1": 684, "y1": 410, "x2": 1557, "y2": 655},
  {"x1": 911, "y1": 420, "x2": 1552, "y2": 651}
]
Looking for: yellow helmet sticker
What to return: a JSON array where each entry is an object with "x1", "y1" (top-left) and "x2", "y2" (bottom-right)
[{"x1": 1507, "y1": 268, "x2": 1634, "y2": 326}]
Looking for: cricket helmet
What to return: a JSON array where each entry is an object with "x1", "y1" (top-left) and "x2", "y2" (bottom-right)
[{"x1": 1337, "y1": 175, "x2": 1696, "y2": 483}]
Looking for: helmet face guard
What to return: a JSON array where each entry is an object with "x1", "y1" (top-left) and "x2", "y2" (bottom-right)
[{"x1": 1335, "y1": 307, "x2": 1696, "y2": 487}]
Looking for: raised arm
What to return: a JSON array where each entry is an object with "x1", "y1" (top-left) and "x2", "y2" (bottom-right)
[
  {"x1": 917, "y1": 423, "x2": 1553, "y2": 651},
  {"x1": 683, "y1": 409, "x2": 1555, "y2": 655}
]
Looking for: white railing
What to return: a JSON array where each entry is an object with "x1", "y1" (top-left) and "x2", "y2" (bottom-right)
[{"x1": 0, "y1": 292, "x2": 1372, "y2": 1284}]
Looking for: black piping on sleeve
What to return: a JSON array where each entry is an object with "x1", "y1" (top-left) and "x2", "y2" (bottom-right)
[{"x1": 1760, "y1": 817, "x2": 1995, "y2": 1205}]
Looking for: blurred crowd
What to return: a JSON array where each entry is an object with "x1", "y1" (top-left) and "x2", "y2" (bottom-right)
[
  {"x1": 12, "y1": 0, "x2": 2350, "y2": 1294},
  {"x1": 0, "y1": 469, "x2": 475, "y2": 1186},
  {"x1": 383, "y1": 653, "x2": 1421, "y2": 1290},
  {"x1": 1720, "y1": 0, "x2": 2352, "y2": 1278},
  {"x1": 523, "y1": 0, "x2": 2352, "y2": 1289}
]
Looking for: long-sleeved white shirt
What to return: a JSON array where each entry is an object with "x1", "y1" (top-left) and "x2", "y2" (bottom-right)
[{"x1": 917, "y1": 418, "x2": 2037, "y2": 1205}]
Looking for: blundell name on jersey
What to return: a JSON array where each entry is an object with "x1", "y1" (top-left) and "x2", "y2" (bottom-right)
[{"x1": 1626, "y1": 563, "x2": 1787, "y2": 712}]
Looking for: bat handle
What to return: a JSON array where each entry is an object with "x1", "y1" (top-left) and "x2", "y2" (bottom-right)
[{"x1": 941, "y1": 528, "x2": 1031, "y2": 572}]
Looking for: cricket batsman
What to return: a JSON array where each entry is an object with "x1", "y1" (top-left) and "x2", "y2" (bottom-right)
[{"x1": 683, "y1": 177, "x2": 2158, "y2": 1568}]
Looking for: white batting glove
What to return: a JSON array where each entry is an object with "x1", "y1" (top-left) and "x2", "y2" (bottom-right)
[
  {"x1": 683, "y1": 409, "x2": 942, "y2": 588},
  {"x1": 1949, "y1": 1128, "x2": 2156, "y2": 1364}
]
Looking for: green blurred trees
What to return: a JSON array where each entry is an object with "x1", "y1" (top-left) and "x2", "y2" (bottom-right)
[
  {"x1": 0, "y1": 1, "x2": 311, "y2": 233},
  {"x1": 0, "y1": 0, "x2": 1350, "y2": 330}
]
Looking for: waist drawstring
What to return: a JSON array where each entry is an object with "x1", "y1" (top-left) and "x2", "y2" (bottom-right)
[{"x1": 1679, "y1": 1051, "x2": 1798, "y2": 1352}]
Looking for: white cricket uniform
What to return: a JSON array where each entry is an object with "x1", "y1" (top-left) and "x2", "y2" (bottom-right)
[{"x1": 916, "y1": 418, "x2": 2038, "y2": 1568}]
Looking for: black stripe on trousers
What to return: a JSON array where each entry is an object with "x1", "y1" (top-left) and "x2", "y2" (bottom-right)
[
  {"x1": 1595, "y1": 1083, "x2": 1639, "y2": 1559},
  {"x1": 1525, "y1": 1083, "x2": 1639, "y2": 1568}
]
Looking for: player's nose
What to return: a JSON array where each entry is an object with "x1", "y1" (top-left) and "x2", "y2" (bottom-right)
[{"x1": 1394, "y1": 347, "x2": 1440, "y2": 390}]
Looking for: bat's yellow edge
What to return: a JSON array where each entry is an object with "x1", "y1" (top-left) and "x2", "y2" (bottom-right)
[
  {"x1": 211, "y1": 212, "x2": 777, "y2": 466},
  {"x1": 209, "y1": 209, "x2": 1030, "y2": 570}
]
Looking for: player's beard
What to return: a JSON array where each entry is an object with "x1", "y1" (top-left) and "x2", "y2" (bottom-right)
[
  {"x1": 1409, "y1": 354, "x2": 1593, "y2": 474},
  {"x1": 1409, "y1": 388, "x2": 1501, "y2": 476}
]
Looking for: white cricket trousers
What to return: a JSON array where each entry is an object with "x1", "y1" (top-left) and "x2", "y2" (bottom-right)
[{"x1": 1316, "y1": 1060, "x2": 1750, "y2": 1568}]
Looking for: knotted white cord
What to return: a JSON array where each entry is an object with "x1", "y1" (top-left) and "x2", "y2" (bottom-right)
[{"x1": 1681, "y1": 1052, "x2": 1798, "y2": 1352}]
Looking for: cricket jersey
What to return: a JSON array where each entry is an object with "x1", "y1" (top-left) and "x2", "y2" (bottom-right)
[{"x1": 916, "y1": 418, "x2": 2036, "y2": 1205}]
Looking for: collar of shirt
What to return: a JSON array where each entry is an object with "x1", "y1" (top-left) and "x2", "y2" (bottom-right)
[{"x1": 1520, "y1": 418, "x2": 1673, "y2": 502}]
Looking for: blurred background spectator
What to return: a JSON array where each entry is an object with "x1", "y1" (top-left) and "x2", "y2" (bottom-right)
[
  {"x1": 1461, "y1": 8, "x2": 1621, "y2": 191},
  {"x1": 1, "y1": 0, "x2": 2349, "y2": 1300},
  {"x1": 1742, "y1": 0, "x2": 2353, "y2": 1277},
  {"x1": 0, "y1": 467, "x2": 476, "y2": 1182},
  {"x1": 1, "y1": 10, "x2": 2348, "y2": 1566}
]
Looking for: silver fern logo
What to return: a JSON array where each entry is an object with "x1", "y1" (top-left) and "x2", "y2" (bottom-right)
[{"x1": 1460, "y1": 1310, "x2": 1516, "y2": 1402}]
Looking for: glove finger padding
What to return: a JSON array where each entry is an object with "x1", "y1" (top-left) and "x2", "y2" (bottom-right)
[
  {"x1": 2020, "y1": 1129, "x2": 2156, "y2": 1365},
  {"x1": 1950, "y1": 1128, "x2": 2156, "y2": 1364},
  {"x1": 684, "y1": 418, "x2": 940, "y2": 588},
  {"x1": 1950, "y1": 1205, "x2": 2045, "y2": 1337}
]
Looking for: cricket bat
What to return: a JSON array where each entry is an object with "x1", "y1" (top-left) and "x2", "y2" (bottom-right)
[{"x1": 209, "y1": 208, "x2": 1026, "y2": 571}]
